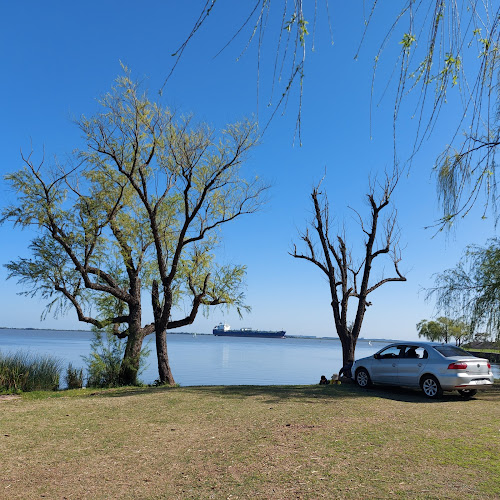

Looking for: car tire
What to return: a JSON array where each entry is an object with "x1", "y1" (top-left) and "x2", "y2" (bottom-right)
[
  {"x1": 420, "y1": 375, "x2": 443, "y2": 399},
  {"x1": 355, "y1": 368, "x2": 372, "y2": 388},
  {"x1": 458, "y1": 389, "x2": 477, "y2": 399}
]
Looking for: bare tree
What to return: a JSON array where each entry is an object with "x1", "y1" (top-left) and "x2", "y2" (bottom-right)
[{"x1": 291, "y1": 173, "x2": 406, "y2": 374}]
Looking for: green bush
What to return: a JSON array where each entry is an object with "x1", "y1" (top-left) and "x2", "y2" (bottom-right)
[
  {"x1": 0, "y1": 351, "x2": 61, "y2": 392},
  {"x1": 83, "y1": 330, "x2": 123, "y2": 388},
  {"x1": 83, "y1": 329, "x2": 150, "y2": 388},
  {"x1": 65, "y1": 363, "x2": 84, "y2": 389}
]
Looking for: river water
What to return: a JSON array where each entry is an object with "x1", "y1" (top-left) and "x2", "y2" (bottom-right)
[{"x1": 1, "y1": 329, "x2": 498, "y2": 386}]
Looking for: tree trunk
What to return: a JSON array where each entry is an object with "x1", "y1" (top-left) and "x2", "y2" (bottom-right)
[
  {"x1": 339, "y1": 332, "x2": 357, "y2": 378},
  {"x1": 119, "y1": 332, "x2": 143, "y2": 385},
  {"x1": 151, "y1": 281, "x2": 175, "y2": 385},
  {"x1": 155, "y1": 329, "x2": 175, "y2": 385},
  {"x1": 119, "y1": 303, "x2": 144, "y2": 386}
]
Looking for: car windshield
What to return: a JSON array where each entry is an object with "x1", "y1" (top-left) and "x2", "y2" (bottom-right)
[{"x1": 432, "y1": 345, "x2": 472, "y2": 358}]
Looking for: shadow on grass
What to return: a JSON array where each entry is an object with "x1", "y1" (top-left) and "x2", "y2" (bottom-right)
[
  {"x1": 88, "y1": 382, "x2": 498, "y2": 404},
  {"x1": 183, "y1": 383, "x2": 500, "y2": 404},
  {"x1": 58, "y1": 381, "x2": 499, "y2": 405},
  {"x1": 83, "y1": 383, "x2": 365, "y2": 402},
  {"x1": 83, "y1": 384, "x2": 355, "y2": 401},
  {"x1": 352, "y1": 384, "x2": 500, "y2": 403},
  {"x1": 183, "y1": 383, "x2": 365, "y2": 403}
]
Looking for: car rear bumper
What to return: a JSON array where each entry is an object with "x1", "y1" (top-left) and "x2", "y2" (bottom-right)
[{"x1": 438, "y1": 373, "x2": 494, "y2": 391}]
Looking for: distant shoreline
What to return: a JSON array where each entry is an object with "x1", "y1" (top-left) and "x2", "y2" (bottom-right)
[
  {"x1": 0, "y1": 327, "x2": 394, "y2": 342},
  {"x1": 0, "y1": 326, "x2": 91, "y2": 332}
]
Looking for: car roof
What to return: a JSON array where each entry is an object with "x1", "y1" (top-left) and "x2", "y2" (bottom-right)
[{"x1": 382, "y1": 341, "x2": 450, "y2": 348}]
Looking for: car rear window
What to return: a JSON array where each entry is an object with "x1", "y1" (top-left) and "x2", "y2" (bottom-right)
[{"x1": 432, "y1": 345, "x2": 472, "y2": 357}]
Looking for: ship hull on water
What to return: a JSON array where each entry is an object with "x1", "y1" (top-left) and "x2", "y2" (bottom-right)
[{"x1": 213, "y1": 330, "x2": 286, "y2": 338}]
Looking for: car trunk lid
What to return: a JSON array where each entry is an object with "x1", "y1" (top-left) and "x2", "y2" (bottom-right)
[{"x1": 448, "y1": 357, "x2": 490, "y2": 375}]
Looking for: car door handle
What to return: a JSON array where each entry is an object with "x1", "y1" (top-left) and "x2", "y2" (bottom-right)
[
  {"x1": 418, "y1": 363, "x2": 422, "y2": 367},
  {"x1": 392, "y1": 363, "x2": 396, "y2": 367}
]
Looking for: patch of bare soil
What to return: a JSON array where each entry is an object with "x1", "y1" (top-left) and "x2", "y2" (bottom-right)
[{"x1": 0, "y1": 395, "x2": 21, "y2": 402}]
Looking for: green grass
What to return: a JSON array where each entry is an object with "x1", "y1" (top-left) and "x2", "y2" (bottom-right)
[{"x1": 1, "y1": 383, "x2": 499, "y2": 499}]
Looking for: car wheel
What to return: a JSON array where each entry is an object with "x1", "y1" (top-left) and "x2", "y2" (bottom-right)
[
  {"x1": 420, "y1": 375, "x2": 443, "y2": 399},
  {"x1": 458, "y1": 389, "x2": 477, "y2": 399},
  {"x1": 355, "y1": 368, "x2": 371, "y2": 388}
]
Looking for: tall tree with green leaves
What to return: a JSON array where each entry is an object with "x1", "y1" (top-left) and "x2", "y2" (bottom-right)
[
  {"x1": 427, "y1": 238, "x2": 500, "y2": 343},
  {"x1": 2, "y1": 73, "x2": 266, "y2": 385},
  {"x1": 417, "y1": 317, "x2": 471, "y2": 346}
]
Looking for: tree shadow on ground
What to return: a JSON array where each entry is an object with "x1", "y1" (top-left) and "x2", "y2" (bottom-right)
[
  {"x1": 183, "y1": 383, "x2": 364, "y2": 403},
  {"x1": 354, "y1": 384, "x2": 500, "y2": 404},
  {"x1": 87, "y1": 381, "x2": 499, "y2": 404},
  {"x1": 87, "y1": 383, "x2": 360, "y2": 401},
  {"x1": 184, "y1": 383, "x2": 500, "y2": 404}
]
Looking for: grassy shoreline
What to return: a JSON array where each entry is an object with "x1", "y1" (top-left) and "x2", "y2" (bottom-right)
[
  {"x1": 467, "y1": 347, "x2": 500, "y2": 354},
  {"x1": 2, "y1": 383, "x2": 499, "y2": 499}
]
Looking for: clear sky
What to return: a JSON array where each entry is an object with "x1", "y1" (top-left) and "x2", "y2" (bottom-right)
[{"x1": 0, "y1": 2, "x2": 495, "y2": 339}]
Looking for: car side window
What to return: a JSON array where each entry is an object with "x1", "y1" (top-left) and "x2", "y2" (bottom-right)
[
  {"x1": 378, "y1": 346, "x2": 402, "y2": 359},
  {"x1": 402, "y1": 346, "x2": 426, "y2": 359},
  {"x1": 403, "y1": 347, "x2": 418, "y2": 358}
]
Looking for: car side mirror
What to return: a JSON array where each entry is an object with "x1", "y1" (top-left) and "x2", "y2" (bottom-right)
[{"x1": 374, "y1": 353, "x2": 380, "y2": 360}]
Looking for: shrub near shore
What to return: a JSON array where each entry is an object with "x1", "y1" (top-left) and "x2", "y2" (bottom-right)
[{"x1": 0, "y1": 351, "x2": 61, "y2": 392}]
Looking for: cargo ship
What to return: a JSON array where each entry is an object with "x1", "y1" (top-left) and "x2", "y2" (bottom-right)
[{"x1": 213, "y1": 323, "x2": 286, "y2": 338}]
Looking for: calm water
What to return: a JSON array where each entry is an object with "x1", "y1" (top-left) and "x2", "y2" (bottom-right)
[{"x1": 1, "y1": 329, "x2": 498, "y2": 386}]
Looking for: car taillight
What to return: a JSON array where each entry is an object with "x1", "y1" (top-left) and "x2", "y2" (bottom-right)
[
  {"x1": 448, "y1": 362, "x2": 468, "y2": 370},
  {"x1": 487, "y1": 362, "x2": 491, "y2": 369}
]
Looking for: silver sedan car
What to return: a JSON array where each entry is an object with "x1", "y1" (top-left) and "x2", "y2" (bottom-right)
[{"x1": 352, "y1": 341, "x2": 494, "y2": 399}]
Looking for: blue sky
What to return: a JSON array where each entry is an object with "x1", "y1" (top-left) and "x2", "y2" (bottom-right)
[{"x1": 0, "y1": 2, "x2": 494, "y2": 339}]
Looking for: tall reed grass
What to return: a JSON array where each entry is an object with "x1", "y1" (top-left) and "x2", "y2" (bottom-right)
[{"x1": 0, "y1": 351, "x2": 61, "y2": 392}]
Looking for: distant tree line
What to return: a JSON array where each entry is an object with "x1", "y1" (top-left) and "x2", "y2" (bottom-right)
[{"x1": 420, "y1": 238, "x2": 500, "y2": 345}]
